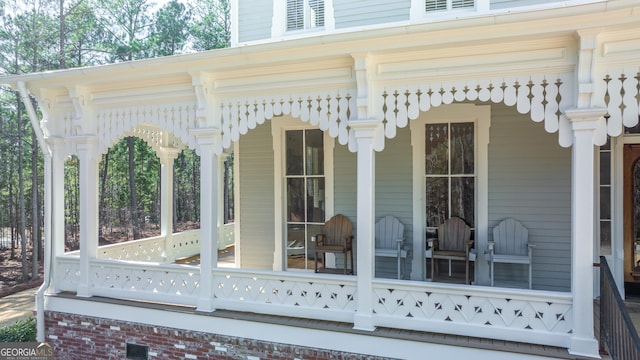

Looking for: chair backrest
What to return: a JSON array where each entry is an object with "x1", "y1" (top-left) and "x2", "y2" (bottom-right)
[
  {"x1": 375, "y1": 215, "x2": 404, "y2": 249},
  {"x1": 492, "y1": 218, "x2": 528, "y2": 256},
  {"x1": 438, "y1": 217, "x2": 471, "y2": 251},
  {"x1": 323, "y1": 214, "x2": 353, "y2": 246}
]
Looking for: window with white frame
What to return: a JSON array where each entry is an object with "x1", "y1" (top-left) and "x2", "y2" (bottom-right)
[
  {"x1": 425, "y1": 122, "x2": 476, "y2": 237},
  {"x1": 425, "y1": 0, "x2": 474, "y2": 12},
  {"x1": 287, "y1": 0, "x2": 324, "y2": 31},
  {"x1": 285, "y1": 129, "x2": 326, "y2": 270}
]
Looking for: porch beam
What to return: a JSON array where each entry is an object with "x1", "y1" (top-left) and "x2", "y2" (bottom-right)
[
  {"x1": 565, "y1": 108, "x2": 606, "y2": 359},
  {"x1": 76, "y1": 136, "x2": 99, "y2": 298},
  {"x1": 349, "y1": 119, "x2": 383, "y2": 331},
  {"x1": 193, "y1": 128, "x2": 221, "y2": 312}
]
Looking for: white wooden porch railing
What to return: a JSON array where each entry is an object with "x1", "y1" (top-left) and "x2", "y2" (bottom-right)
[{"x1": 53, "y1": 254, "x2": 573, "y2": 349}]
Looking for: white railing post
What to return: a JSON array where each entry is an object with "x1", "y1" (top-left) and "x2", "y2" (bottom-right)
[
  {"x1": 565, "y1": 108, "x2": 606, "y2": 359},
  {"x1": 193, "y1": 129, "x2": 221, "y2": 312},
  {"x1": 349, "y1": 119, "x2": 383, "y2": 331},
  {"x1": 76, "y1": 136, "x2": 99, "y2": 298}
]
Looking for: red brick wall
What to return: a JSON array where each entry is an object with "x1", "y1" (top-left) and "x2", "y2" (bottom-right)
[{"x1": 45, "y1": 311, "x2": 389, "y2": 359}]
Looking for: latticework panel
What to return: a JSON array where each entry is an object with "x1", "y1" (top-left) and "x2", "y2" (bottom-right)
[
  {"x1": 56, "y1": 256, "x2": 81, "y2": 292},
  {"x1": 213, "y1": 270, "x2": 357, "y2": 319},
  {"x1": 372, "y1": 282, "x2": 572, "y2": 335},
  {"x1": 90, "y1": 259, "x2": 200, "y2": 306},
  {"x1": 97, "y1": 236, "x2": 166, "y2": 262}
]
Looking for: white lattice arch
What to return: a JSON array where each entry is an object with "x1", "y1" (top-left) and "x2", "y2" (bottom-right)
[
  {"x1": 95, "y1": 102, "x2": 198, "y2": 155},
  {"x1": 380, "y1": 73, "x2": 575, "y2": 148},
  {"x1": 218, "y1": 90, "x2": 357, "y2": 152}
]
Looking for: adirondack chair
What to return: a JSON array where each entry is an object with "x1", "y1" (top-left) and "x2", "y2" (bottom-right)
[
  {"x1": 489, "y1": 218, "x2": 534, "y2": 289},
  {"x1": 375, "y1": 216, "x2": 407, "y2": 279},
  {"x1": 314, "y1": 214, "x2": 354, "y2": 274},
  {"x1": 429, "y1": 217, "x2": 473, "y2": 284}
]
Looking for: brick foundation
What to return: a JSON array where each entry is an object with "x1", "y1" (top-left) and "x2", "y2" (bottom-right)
[{"x1": 45, "y1": 311, "x2": 389, "y2": 359}]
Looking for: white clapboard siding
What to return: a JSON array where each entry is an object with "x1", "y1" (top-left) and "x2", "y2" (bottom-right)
[{"x1": 488, "y1": 103, "x2": 571, "y2": 291}]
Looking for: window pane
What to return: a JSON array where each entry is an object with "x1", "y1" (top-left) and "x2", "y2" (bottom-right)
[
  {"x1": 426, "y1": 177, "x2": 448, "y2": 228},
  {"x1": 451, "y1": 176, "x2": 474, "y2": 225},
  {"x1": 287, "y1": 224, "x2": 306, "y2": 269},
  {"x1": 451, "y1": 122, "x2": 474, "y2": 174},
  {"x1": 286, "y1": 130, "x2": 303, "y2": 175},
  {"x1": 426, "y1": 123, "x2": 448, "y2": 175},
  {"x1": 600, "y1": 187, "x2": 611, "y2": 220},
  {"x1": 600, "y1": 151, "x2": 610, "y2": 185},
  {"x1": 306, "y1": 177, "x2": 325, "y2": 223},
  {"x1": 305, "y1": 129, "x2": 324, "y2": 175},
  {"x1": 600, "y1": 221, "x2": 611, "y2": 256},
  {"x1": 287, "y1": 0, "x2": 304, "y2": 31},
  {"x1": 309, "y1": 0, "x2": 324, "y2": 27},
  {"x1": 288, "y1": 178, "x2": 305, "y2": 222}
]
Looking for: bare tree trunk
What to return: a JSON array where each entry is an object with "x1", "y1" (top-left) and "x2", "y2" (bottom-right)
[
  {"x1": 9, "y1": 154, "x2": 15, "y2": 259},
  {"x1": 127, "y1": 137, "x2": 140, "y2": 239},
  {"x1": 17, "y1": 93, "x2": 28, "y2": 282}
]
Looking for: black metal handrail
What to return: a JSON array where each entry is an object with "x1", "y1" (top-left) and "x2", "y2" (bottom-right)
[{"x1": 599, "y1": 256, "x2": 640, "y2": 359}]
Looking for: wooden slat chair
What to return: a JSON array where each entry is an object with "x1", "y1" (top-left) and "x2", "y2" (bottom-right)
[
  {"x1": 314, "y1": 214, "x2": 354, "y2": 274},
  {"x1": 429, "y1": 217, "x2": 473, "y2": 284},
  {"x1": 489, "y1": 218, "x2": 534, "y2": 289},
  {"x1": 374, "y1": 215, "x2": 407, "y2": 279}
]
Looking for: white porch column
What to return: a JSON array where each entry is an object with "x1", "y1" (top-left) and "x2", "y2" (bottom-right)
[
  {"x1": 350, "y1": 119, "x2": 382, "y2": 331},
  {"x1": 48, "y1": 137, "x2": 66, "y2": 293},
  {"x1": 159, "y1": 147, "x2": 180, "y2": 262},
  {"x1": 76, "y1": 136, "x2": 99, "y2": 298},
  {"x1": 193, "y1": 129, "x2": 220, "y2": 312},
  {"x1": 565, "y1": 108, "x2": 606, "y2": 359}
]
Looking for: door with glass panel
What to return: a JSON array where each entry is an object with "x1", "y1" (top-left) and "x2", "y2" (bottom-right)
[
  {"x1": 623, "y1": 144, "x2": 640, "y2": 291},
  {"x1": 286, "y1": 129, "x2": 325, "y2": 270}
]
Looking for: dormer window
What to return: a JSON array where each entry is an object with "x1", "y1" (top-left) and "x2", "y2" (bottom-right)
[
  {"x1": 287, "y1": 0, "x2": 324, "y2": 31},
  {"x1": 426, "y1": 0, "x2": 474, "y2": 12}
]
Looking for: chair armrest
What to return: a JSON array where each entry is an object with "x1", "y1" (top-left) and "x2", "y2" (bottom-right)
[
  {"x1": 344, "y1": 235, "x2": 354, "y2": 248},
  {"x1": 465, "y1": 240, "x2": 474, "y2": 255}
]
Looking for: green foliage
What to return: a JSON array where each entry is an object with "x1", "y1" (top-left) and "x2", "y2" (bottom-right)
[
  {"x1": 189, "y1": 0, "x2": 230, "y2": 51},
  {"x1": 0, "y1": 316, "x2": 37, "y2": 342},
  {"x1": 150, "y1": 0, "x2": 191, "y2": 57}
]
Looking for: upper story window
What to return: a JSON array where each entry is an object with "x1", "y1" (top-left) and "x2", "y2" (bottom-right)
[
  {"x1": 426, "y1": 0, "x2": 474, "y2": 12},
  {"x1": 287, "y1": 0, "x2": 324, "y2": 31}
]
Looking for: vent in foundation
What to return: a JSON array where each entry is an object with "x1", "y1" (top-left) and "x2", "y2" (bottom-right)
[{"x1": 126, "y1": 343, "x2": 149, "y2": 360}]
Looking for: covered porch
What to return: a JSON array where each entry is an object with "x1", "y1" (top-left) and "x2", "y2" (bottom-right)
[{"x1": 6, "y1": 5, "x2": 640, "y2": 357}]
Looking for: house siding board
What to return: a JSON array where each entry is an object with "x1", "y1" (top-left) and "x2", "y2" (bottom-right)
[
  {"x1": 490, "y1": 0, "x2": 560, "y2": 10},
  {"x1": 488, "y1": 103, "x2": 571, "y2": 292},
  {"x1": 375, "y1": 127, "x2": 414, "y2": 278},
  {"x1": 239, "y1": 122, "x2": 275, "y2": 269},
  {"x1": 238, "y1": 0, "x2": 273, "y2": 43},
  {"x1": 334, "y1": 0, "x2": 410, "y2": 29}
]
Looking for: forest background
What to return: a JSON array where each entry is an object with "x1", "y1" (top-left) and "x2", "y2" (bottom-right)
[{"x1": 0, "y1": 0, "x2": 231, "y2": 293}]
